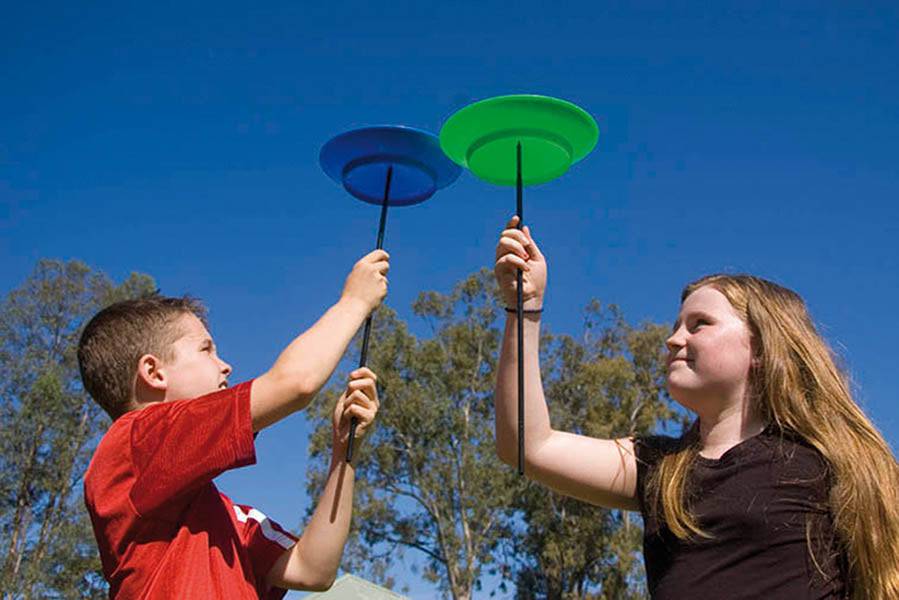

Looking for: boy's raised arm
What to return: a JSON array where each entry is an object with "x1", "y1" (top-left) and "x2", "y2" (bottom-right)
[
  {"x1": 265, "y1": 367, "x2": 379, "y2": 591},
  {"x1": 251, "y1": 250, "x2": 388, "y2": 432}
]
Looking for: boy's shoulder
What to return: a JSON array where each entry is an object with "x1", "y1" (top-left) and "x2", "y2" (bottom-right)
[
  {"x1": 85, "y1": 402, "x2": 174, "y2": 493},
  {"x1": 85, "y1": 409, "x2": 140, "y2": 492}
]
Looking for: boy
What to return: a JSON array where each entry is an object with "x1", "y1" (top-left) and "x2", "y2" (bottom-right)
[{"x1": 78, "y1": 249, "x2": 389, "y2": 598}]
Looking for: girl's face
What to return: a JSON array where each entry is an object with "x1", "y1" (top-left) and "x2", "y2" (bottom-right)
[{"x1": 665, "y1": 285, "x2": 754, "y2": 413}]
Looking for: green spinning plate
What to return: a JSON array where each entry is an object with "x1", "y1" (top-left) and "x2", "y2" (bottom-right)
[{"x1": 439, "y1": 94, "x2": 598, "y2": 186}]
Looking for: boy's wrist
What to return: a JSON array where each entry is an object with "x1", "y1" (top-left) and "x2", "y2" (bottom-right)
[
  {"x1": 330, "y1": 435, "x2": 359, "y2": 467},
  {"x1": 502, "y1": 298, "x2": 544, "y2": 312},
  {"x1": 336, "y1": 295, "x2": 372, "y2": 319}
]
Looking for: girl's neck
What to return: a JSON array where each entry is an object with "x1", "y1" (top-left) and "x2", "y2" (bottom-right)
[{"x1": 697, "y1": 402, "x2": 767, "y2": 459}]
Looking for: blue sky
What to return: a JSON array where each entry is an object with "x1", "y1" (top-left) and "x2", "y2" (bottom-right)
[{"x1": 2, "y1": 2, "x2": 898, "y2": 597}]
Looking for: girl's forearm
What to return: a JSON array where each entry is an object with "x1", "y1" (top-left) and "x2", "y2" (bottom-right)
[{"x1": 494, "y1": 313, "x2": 553, "y2": 466}]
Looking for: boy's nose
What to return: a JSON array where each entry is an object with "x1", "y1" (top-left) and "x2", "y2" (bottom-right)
[{"x1": 219, "y1": 359, "x2": 232, "y2": 376}]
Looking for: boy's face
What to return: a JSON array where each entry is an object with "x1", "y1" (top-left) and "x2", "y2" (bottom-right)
[{"x1": 161, "y1": 313, "x2": 232, "y2": 402}]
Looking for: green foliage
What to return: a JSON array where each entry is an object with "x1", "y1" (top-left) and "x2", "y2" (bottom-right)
[
  {"x1": 306, "y1": 271, "x2": 683, "y2": 599},
  {"x1": 0, "y1": 260, "x2": 156, "y2": 598},
  {"x1": 307, "y1": 270, "x2": 523, "y2": 600},
  {"x1": 511, "y1": 302, "x2": 689, "y2": 599}
]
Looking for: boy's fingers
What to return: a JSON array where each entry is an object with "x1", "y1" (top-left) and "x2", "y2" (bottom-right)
[
  {"x1": 505, "y1": 215, "x2": 520, "y2": 229},
  {"x1": 346, "y1": 380, "x2": 379, "y2": 406},
  {"x1": 365, "y1": 249, "x2": 390, "y2": 262},
  {"x1": 495, "y1": 254, "x2": 530, "y2": 273},
  {"x1": 350, "y1": 367, "x2": 377, "y2": 381},
  {"x1": 345, "y1": 405, "x2": 376, "y2": 427},
  {"x1": 346, "y1": 377, "x2": 376, "y2": 391},
  {"x1": 496, "y1": 237, "x2": 529, "y2": 260},
  {"x1": 347, "y1": 389, "x2": 379, "y2": 410},
  {"x1": 500, "y1": 228, "x2": 529, "y2": 246}
]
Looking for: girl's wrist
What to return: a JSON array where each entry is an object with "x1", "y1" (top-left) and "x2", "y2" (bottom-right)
[{"x1": 504, "y1": 306, "x2": 543, "y2": 315}]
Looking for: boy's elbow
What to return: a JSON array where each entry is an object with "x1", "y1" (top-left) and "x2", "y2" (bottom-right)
[
  {"x1": 282, "y1": 569, "x2": 336, "y2": 592},
  {"x1": 262, "y1": 368, "x2": 318, "y2": 407},
  {"x1": 303, "y1": 572, "x2": 336, "y2": 592}
]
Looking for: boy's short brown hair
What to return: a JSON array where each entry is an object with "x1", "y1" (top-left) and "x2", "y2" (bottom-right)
[{"x1": 78, "y1": 296, "x2": 207, "y2": 419}]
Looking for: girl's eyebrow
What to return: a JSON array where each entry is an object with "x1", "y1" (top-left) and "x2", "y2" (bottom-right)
[{"x1": 672, "y1": 310, "x2": 715, "y2": 331}]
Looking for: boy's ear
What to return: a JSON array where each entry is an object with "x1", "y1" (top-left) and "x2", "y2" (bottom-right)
[{"x1": 136, "y1": 354, "x2": 168, "y2": 391}]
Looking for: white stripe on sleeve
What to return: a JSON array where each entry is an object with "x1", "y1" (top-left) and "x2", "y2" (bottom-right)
[{"x1": 233, "y1": 505, "x2": 295, "y2": 550}]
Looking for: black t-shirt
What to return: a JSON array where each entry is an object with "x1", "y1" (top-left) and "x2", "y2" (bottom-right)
[{"x1": 635, "y1": 427, "x2": 847, "y2": 599}]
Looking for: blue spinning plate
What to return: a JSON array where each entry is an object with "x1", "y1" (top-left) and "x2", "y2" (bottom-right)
[{"x1": 320, "y1": 126, "x2": 461, "y2": 206}]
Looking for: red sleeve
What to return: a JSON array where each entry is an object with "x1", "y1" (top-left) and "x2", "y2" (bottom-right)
[
  {"x1": 231, "y1": 502, "x2": 298, "y2": 599},
  {"x1": 128, "y1": 381, "x2": 256, "y2": 519}
]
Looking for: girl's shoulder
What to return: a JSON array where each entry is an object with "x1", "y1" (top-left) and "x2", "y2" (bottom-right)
[
  {"x1": 633, "y1": 433, "x2": 686, "y2": 469},
  {"x1": 760, "y1": 426, "x2": 832, "y2": 482}
]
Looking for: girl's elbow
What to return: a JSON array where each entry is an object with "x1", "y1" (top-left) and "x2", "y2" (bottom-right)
[{"x1": 495, "y1": 434, "x2": 517, "y2": 467}]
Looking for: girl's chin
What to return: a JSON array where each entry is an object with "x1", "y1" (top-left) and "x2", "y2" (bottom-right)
[{"x1": 666, "y1": 380, "x2": 704, "y2": 411}]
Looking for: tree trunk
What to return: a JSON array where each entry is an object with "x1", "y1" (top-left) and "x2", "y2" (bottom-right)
[
  {"x1": 26, "y1": 400, "x2": 92, "y2": 594},
  {"x1": 1, "y1": 422, "x2": 45, "y2": 589}
]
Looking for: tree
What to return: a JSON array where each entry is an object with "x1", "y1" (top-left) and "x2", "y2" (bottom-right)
[
  {"x1": 305, "y1": 272, "x2": 683, "y2": 598},
  {"x1": 510, "y1": 301, "x2": 689, "y2": 599},
  {"x1": 0, "y1": 259, "x2": 156, "y2": 598},
  {"x1": 306, "y1": 270, "x2": 524, "y2": 599}
]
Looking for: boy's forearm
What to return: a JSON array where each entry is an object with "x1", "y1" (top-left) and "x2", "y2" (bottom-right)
[
  {"x1": 266, "y1": 445, "x2": 356, "y2": 591},
  {"x1": 494, "y1": 314, "x2": 553, "y2": 465},
  {"x1": 293, "y1": 447, "x2": 356, "y2": 585},
  {"x1": 273, "y1": 296, "x2": 369, "y2": 397},
  {"x1": 252, "y1": 297, "x2": 369, "y2": 430}
]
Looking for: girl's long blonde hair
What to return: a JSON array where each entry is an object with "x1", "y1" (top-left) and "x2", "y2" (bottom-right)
[{"x1": 646, "y1": 274, "x2": 899, "y2": 600}]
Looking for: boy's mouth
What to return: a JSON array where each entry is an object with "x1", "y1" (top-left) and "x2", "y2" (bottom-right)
[{"x1": 219, "y1": 381, "x2": 229, "y2": 389}]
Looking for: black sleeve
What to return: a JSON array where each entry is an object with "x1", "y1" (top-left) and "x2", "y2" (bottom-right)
[{"x1": 633, "y1": 435, "x2": 679, "y2": 517}]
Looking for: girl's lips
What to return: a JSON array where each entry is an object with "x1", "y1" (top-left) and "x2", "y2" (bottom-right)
[{"x1": 667, "y1": 358, "x2": 694, "y2": 368}]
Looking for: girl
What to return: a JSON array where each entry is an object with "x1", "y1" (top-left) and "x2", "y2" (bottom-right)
[{"x1": 493, "y1": 217, "x2": 899, "y2": 599}]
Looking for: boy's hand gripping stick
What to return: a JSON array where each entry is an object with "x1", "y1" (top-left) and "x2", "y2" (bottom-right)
[{"x1": 320, "y1": 126, "x2": 461, "y2": 462}]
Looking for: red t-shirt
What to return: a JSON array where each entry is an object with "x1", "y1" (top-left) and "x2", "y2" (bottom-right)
[{"x1": 84, "y1": 381, "x2": 298, "y2": 599}]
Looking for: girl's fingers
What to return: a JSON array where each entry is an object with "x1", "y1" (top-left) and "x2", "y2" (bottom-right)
[{"x1": 522, "y1": 226, "x2": 543, "y2": 259}]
